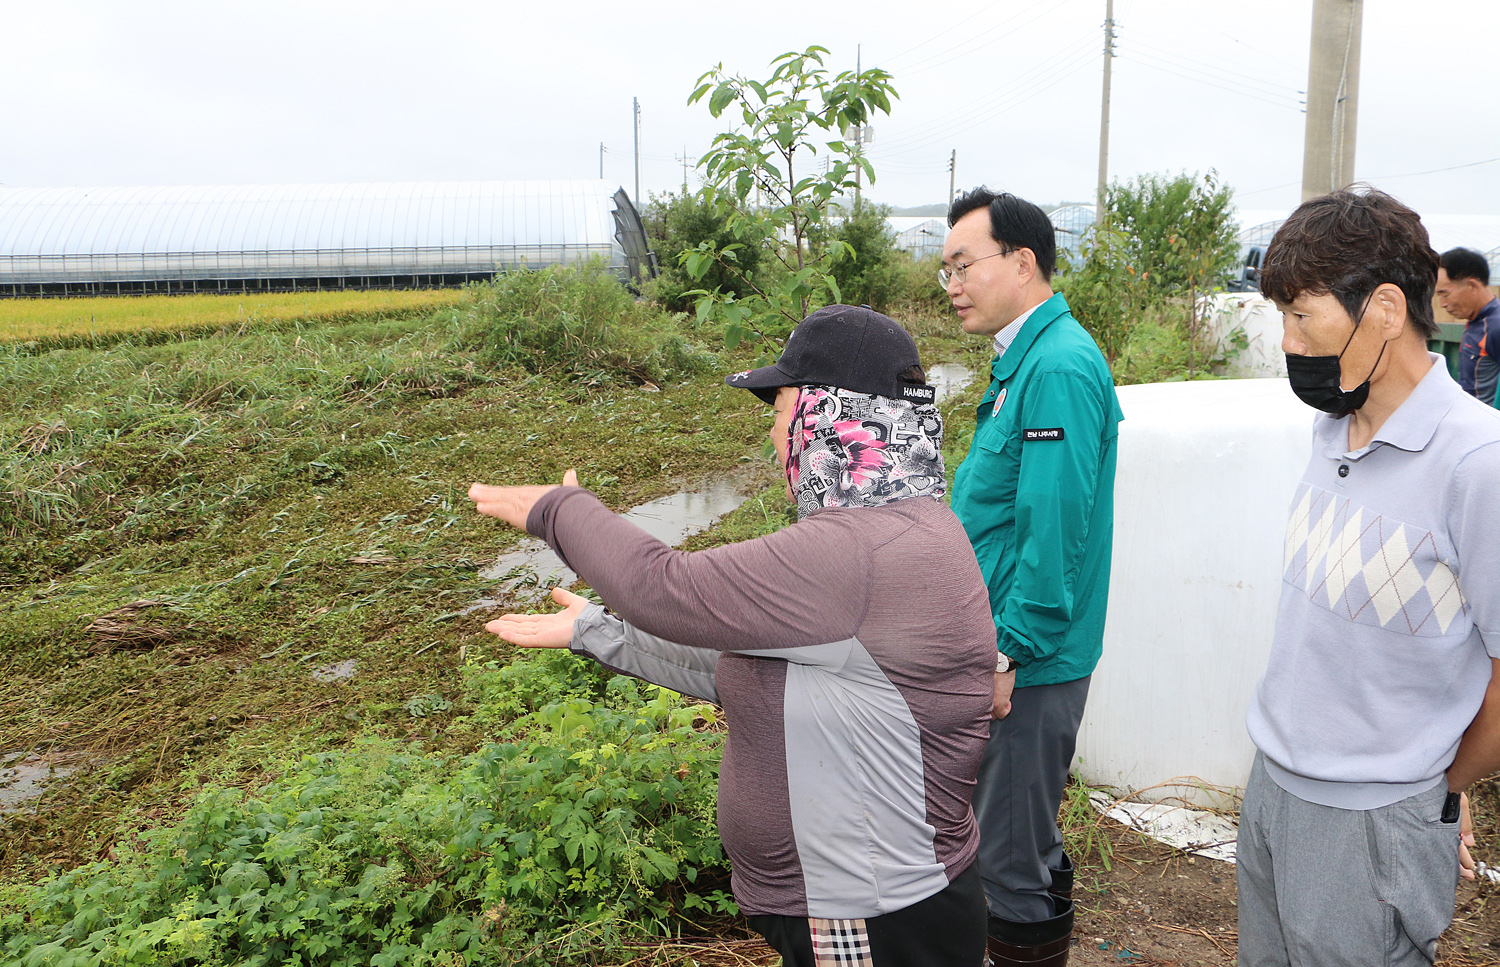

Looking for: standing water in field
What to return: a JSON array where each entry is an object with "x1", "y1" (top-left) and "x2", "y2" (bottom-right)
[
  {"x1": 928, "y1": 362, "x2": 975, "y2": 402},
  {"x1": 1, "y1": 754, "x2": 82, "y2": 814},
  {"x1": 472, "y1": 481, "x2": 748, "y2": 600}
]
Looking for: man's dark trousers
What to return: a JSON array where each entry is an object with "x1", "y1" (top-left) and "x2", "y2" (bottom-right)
[{"x1": 973, "y1": 675, "x2": 1092, "y2": 921}]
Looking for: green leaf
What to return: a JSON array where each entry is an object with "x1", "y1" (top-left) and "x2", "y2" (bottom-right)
[{"x1": 709, "y1": 82, "x2": 737, "y2": 116}]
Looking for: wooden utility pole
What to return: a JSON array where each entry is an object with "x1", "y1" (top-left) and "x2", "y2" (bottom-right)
[
  {"x1": 1301, "y1": 0, "x2": 1362, "y2": 200},
  {"x1": 1095, "y1": 0, "x2": 1115, "y2": 226}
]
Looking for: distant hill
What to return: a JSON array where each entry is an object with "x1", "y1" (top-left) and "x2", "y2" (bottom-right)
[
  {"x1": 888, "y1": 201, "x2": 1077, "y2": 217},
  {"x1": 889, "y1": 204, "x2": 948, "y2": 217}
]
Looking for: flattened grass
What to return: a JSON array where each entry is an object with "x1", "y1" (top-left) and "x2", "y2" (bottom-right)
[{"x1": 0, "y1": 268, "x2": 762, "y2": 882}]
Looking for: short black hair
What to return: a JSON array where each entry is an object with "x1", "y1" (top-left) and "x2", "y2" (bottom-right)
[
  {"x1": 947, "y1": 188, "x2": 1057, "y2": 281},
  {"x1": 1259, "y1": 186, "x2": 1439, "y2": 339},
  {"x1": 1440, "y1": 247, "x2": 1490, "y2": 286}
]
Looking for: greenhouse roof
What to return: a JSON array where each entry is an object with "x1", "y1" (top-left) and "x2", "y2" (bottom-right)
[{"x1": 0, "y1": 180, "x2": 623, "y2": 257}]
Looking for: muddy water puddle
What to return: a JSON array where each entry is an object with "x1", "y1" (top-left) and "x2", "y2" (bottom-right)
[
  {"x1": 929, "y1": 362, "x2": 975, "y2": 402},
  {"x1": 1, "y1": 754, "x2": 84, "y2": 814},
  {"x1": 465, "y1": 482, "x2": 748, "y2": 613}
]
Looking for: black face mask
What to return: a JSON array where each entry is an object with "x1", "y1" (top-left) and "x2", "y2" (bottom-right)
[{"x1": 1285, "y1": 300, "x2": 1386, "y2": 418}]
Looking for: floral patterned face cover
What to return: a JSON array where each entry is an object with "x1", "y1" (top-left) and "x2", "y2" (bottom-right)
[{"x1": 784, "y1": 385, "x2": 945, "y2": 520}]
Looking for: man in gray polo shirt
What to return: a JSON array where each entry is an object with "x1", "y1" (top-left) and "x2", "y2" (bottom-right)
[{"x1": 1238, "y1": 188, "x2": 1500, "y2": 966}]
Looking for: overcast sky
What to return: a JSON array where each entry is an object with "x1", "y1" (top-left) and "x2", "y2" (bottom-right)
[{"x1": 4, "y1": 0, "x2": 1497, "y2": 220}]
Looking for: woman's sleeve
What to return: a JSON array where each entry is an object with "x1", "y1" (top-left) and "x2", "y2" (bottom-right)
[{"x1": 570, "y1": 602, "x2": 721, "y2": 703}]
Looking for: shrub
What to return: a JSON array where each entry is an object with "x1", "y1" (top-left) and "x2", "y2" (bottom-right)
[
  {"x1": 818, "y1": 200, "x2": 903, "y2": 311},
  {"x1": 0, "y1": 676, "x2": 730, "y2": 966},
  {"x1": 455, "y1": 258, "x2": 715, "y2": 384},
  {"x1": 1055, "y1": 171, "x2": 1240, "y2": 371},
  {"x1": 641, "y1": 192, "x2": 764, "y2": 313}
]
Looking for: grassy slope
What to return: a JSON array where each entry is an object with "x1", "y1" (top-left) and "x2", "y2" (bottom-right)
[{"x1": 0, "y1": 295, "x2": 775, "y2": 882}]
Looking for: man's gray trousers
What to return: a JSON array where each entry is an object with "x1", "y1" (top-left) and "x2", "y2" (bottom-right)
[
  {"x1": 973, "y1": 674, "x2": 1091, "y2": 923},
  {"x1": 1236, "y1": 753, "x2": 1461, "y2": 966}
]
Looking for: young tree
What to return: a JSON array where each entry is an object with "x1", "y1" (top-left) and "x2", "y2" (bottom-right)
[
  {"x1": 1106, "y1": 171, "x2": 1239, "y2": 297},
  {"x1": 814, "y1": 199, "x2": 902, "y2": 311},
  {"x1": 1059, "y1": 170, "x2": 1240, "y2": 371},
  {"x1": 681, "y1": 47, "x2": 898, "y2": 353},
  {"x1": 1106, "y1": 171, "x2": 1240, "y2": 371}
]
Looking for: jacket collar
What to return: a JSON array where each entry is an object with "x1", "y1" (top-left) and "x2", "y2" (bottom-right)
[
  {"x1": 991, "y1": 292, "x2": 1071, "y2": 383},
  {"x1": 1317, "y1": 353, "x2": 1459, "y2": 459}
]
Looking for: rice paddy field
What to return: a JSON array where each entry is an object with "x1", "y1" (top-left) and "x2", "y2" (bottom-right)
[{"x1": 0, "y1": 289, "x2": 465, "y2": 350}]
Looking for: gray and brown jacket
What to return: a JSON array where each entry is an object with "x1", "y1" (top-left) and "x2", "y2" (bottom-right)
[{"x1": 526, "y1": 488, "x2": 996, "y2": 919}]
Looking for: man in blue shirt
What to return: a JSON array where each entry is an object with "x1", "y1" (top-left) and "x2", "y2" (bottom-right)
[
  {"x1": 1437, "y1": 247, "x2": 1500, "y2": 403},
  {"x1": 1240, "y1": 189, "x2": 1500, "y2": 966}
]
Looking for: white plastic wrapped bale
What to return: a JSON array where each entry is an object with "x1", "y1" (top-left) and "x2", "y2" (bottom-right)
[
  {"x1": 1203, "y1": 293, "x2": 1287, "y2": 378},
  {"x1": 1073, "y1": 378, "x2": 1313, "y2": 806}
]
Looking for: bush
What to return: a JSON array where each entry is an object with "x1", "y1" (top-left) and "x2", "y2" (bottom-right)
[
  {"x1": 455, "y1": 258, "x2": 715, "y2": 384},
  {"x1": 1055, "y1": 171, "x2": 1240, "y2": 371},
  {"x1": 0, "y1": 674, "x2": 730, "y2": 966},
  {"x1": 641, "y1": 192, "x2": 764, "y2": 313},
  {"x1": 819, "y1": 200, "x2": 903, "y2": 311}
]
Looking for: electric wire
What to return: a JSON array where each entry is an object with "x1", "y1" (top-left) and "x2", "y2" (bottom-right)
[
  {"x1": 1126, "y1": 36, "x2": 1302, "y2": 103},
  {"x1": 879, "y1": 0, "x2": 1083, "y2": 79},
  {"x1": 872, "y1": 32, "x2": 1098, "y2": 152}
]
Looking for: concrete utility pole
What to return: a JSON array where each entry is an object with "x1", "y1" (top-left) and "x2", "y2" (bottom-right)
[
  {"x1": 1301, "y1": 0, "x2": 1362, "y2": 201},
  {"x1": 633, "y1": 97, "x2": 641, "y2": 205},
  {"x1": 599, "y1": 142, "x2": 604, "y2": 180},
  {"x1": 948, "y1": 150, "x2": 957, "y2": 207},
  {"x1": 854, "y1": 45, "x2": 863, "y2": 204},
  {"x1": 1095, "y1": 0, "x2": 1115, "y2": 226}
]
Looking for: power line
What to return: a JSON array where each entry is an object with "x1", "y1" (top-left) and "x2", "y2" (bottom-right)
[
  {"x1": 1239, "y1": 155, "x2": 1500, "y2": 201},
  {"x1": 872, "y1": 33, "x2": 1098, "y2": 151},
  {"x1": 1365, "y1": 155, "x2": 1500, "y2": 180},
  {"x1": 882, "y1": 0, "x2": 1082, "y2": 78},
  {"x1": 1127, "y1": 37, "x2": 1302, "y2": 102},
  {"x1": 1126, "y1": 55, "x2": 1303, "y2": 110},
  {"x1": 872, "y1": 46, "x2": 1099, "y2": 156},
  {"x1": 875, "y1": 0, "x2": 1015, "y2": 67}
]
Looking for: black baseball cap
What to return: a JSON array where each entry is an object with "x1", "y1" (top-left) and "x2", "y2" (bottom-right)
[{"x1": 725, "y1": 304, "x2": 935, "y2": 406}]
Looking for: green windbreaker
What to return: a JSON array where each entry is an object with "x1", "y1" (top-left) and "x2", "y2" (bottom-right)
[{"x1": 951, "y1": 292, "x2": 1123, "y2": 688}]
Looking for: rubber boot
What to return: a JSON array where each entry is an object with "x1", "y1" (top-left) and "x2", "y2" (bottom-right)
[
  {"x1": 986, "y1": 895, "x2": 1074, "y2": 967},
  {"x1": 1047, "y1": 853, "x2": 1074, "y2": 902}
]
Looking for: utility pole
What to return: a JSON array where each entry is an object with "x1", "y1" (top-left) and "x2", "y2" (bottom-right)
[
  {"x1": 1095, "y1": 0, "x2": 1115, "y2": 226},
  {"x1": 633, "y1": 97, "x2": 641, "y2": 205},
  {"x1": 1301, "y1": 0, "x2": 1362, "y2": 200},
  {"x1": 948, "y1": 150, "x2": 957, "y2": 207},
  {"x1": 599, "y1": 142, "x2": 604, "y2": 180},
  {"x1": 677, "y1": 146, "x2": 690, "y2": 192},
  {"x1": 853, "y1": 45, "x2": 863, "y2": 204}
]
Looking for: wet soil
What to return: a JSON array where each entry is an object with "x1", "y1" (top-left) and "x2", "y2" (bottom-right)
[
  {"x1": 1067, "y1": 817, "x2": 1500, "y2": 967},
  {"x1": 676, "y1": 810, "x2": 1500, "y2": 967}
]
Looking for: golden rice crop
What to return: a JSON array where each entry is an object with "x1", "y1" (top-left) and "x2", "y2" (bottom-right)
[{"x1": 0, "y1": 289, "x2": 466, "y2": 345}]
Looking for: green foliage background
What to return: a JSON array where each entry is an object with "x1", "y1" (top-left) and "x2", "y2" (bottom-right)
[{"x1": 1055, "y1": 170, "x2": 1242, "y2": 378}]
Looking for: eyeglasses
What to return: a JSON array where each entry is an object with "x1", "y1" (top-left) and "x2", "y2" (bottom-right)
[{"x1": 938, "y1": 250, "x2": 1008, "y2": 288}]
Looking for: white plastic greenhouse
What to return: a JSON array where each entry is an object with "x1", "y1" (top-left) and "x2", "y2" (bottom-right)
[{"x1": 0, "y1": 180, "x2": 655, "y2": 296}]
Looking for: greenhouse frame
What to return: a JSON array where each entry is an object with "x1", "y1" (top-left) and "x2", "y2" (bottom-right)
[{"x1": 0, "y1": 180, "x2": 656, "y2": 297}]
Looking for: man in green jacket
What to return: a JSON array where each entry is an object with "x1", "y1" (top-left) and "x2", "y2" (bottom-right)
[{"x1": 942, "y1": 189, "x2": 1122, "y2": 967}]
